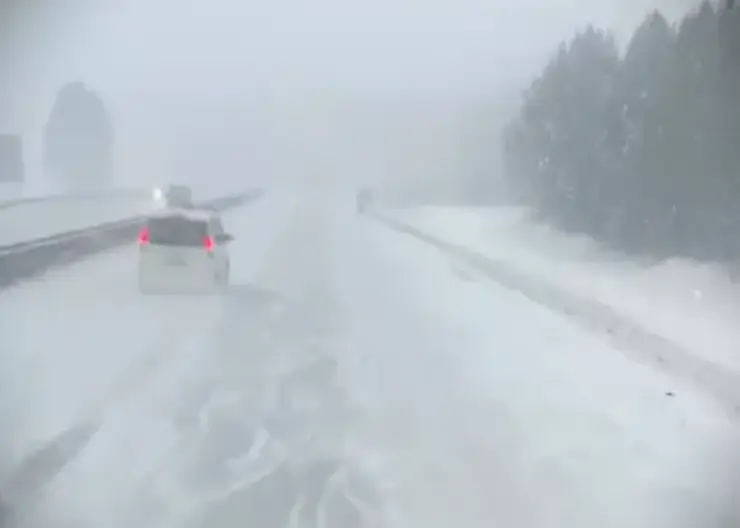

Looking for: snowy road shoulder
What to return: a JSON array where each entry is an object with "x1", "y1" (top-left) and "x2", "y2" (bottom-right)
[
  {"x1": 373, "y1": 206, "x2": 740, "y2": 418},
  {"x1": 335, "y1": 206, "x2": 740, "y2": 528}
]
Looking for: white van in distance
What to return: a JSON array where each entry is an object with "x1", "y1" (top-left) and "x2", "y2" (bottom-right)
[{"x1": 164, "y1": 184, "x2": 193, "y2": 208}]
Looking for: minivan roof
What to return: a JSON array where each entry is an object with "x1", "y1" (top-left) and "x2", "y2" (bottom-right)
[{"x1": 149, "y1": 207, "x2": 219, "y2": 222}]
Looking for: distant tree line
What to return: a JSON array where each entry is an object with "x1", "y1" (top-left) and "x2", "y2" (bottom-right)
[{"x1": 502, "y1": 0, "x2": 740, "y2": 261}]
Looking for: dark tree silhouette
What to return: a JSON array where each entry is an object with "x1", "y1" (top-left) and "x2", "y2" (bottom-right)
[
  {"x1": 502, "y1": 1, "x2": 740, "y2": 262},
  {"x1": 43, "y1": 82, "x2": 113, "y2": 190}
]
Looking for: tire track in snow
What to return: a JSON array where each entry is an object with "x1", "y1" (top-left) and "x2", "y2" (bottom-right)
[
  {"x1": 0, "y1": 299, "x2": 222, "y2": 526},
  {"x1": 132, "y1": 282, "x2": 391, "y2": 528}
]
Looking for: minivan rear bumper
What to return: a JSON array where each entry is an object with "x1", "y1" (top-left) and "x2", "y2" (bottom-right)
[{"x1": 138, "y1": 251, "x2": 220, "y2": 294}]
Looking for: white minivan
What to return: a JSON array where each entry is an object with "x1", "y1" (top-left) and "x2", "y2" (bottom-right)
[{"x1": 137, "y1": 208, "x2": 233, "y2": 294}]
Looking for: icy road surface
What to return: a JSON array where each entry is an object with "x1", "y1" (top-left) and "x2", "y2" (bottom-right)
[{"x1": 0, "y1": 189, "x2": 739, "y2": 528}]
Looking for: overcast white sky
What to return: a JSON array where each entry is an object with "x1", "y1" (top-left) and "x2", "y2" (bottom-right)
[
  {"x1": 5, "y1": 0, "x2": 701, "y2": 186},
  {"x1": 20, "y1": 0, "x2": 699, "y2": 102}
]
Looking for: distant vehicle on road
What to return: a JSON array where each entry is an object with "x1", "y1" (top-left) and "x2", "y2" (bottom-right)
[
  {"x1": 165, "y1": 184, "x2": 193, "y2": 207},
  {"x1": 137, "y1": 207, "x2": 234, "y2": 294},
  {"x1": 356, "y1": 187, "x2": 374, "y2": 213}
]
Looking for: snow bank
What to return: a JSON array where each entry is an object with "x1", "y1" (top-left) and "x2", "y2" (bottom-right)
[{"x1": 383, "y1": 205, "x2": 740, "y2": 375}]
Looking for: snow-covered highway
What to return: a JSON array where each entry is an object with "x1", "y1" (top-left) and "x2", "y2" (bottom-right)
[{"x1": 0, "y1": 188, "x2": 738, "y2": 528}]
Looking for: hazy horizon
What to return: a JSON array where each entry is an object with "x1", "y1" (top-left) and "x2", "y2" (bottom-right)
[{"x1": 1, "y1": 0, "x2": 702, "y2": 189}]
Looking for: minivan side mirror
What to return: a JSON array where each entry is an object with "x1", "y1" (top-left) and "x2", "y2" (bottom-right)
[{"x1": 215, "y1": 233, "x2": 234, "y2": 243}]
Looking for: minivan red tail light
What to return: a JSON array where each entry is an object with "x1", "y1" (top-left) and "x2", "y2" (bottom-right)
[
  {"x1": 138, "y1": 228, "x2": 149, "y2": 244},
  {"x1": 203, "y1": 236, "x2": 215, "y2": 252}
]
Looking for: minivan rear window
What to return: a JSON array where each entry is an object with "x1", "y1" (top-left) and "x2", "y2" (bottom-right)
[{"x1": 148, "y1": 216, "x2": 207, "y2": 246}]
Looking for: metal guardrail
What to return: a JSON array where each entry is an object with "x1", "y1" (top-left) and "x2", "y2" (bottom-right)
[
  {"x1": 0, "y1": 189, "x2": 263, "y2": 289},
  {"x1": 0, "y1": 197, "x2": 52, "y2": 211},
  {"x1": 0, "y1": 188, "x2": 162, "y2": 248},
  {"x1": 0, "y1": 188, "x2": 151, "y2": 209}
]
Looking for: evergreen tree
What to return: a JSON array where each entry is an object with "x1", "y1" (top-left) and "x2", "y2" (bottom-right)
[
  {"x1": 43, "y1": 82, "x2": 113, "y2": 190},
  {"x1": 502, "y1": 1, "x2": 740, "y2": 261}
]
